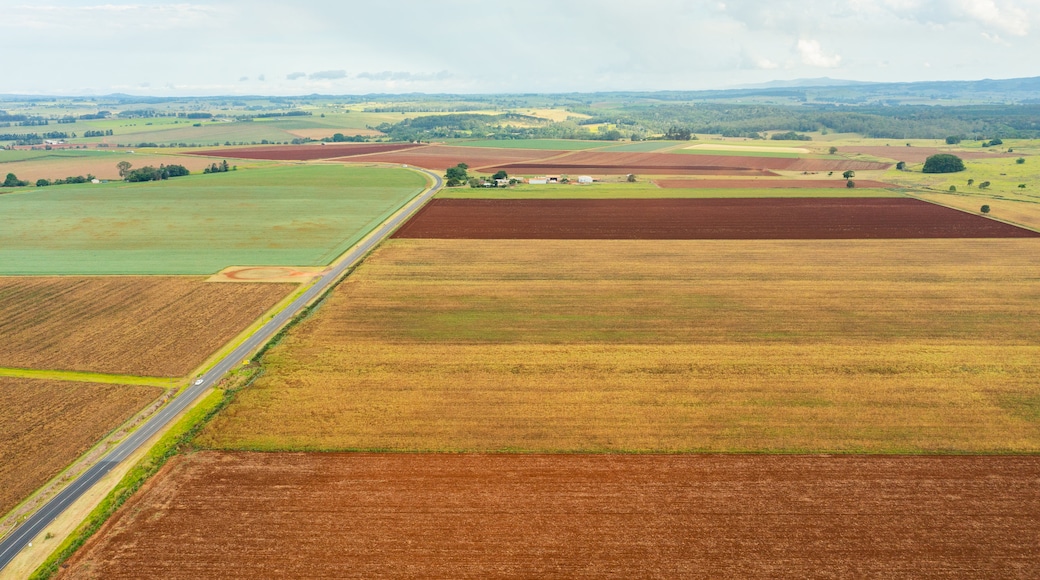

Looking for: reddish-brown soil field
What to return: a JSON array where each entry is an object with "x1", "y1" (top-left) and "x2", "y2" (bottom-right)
[
  {"x1": 335, "y1": 144, "x2": 570, "y2": 171},
  {"x1": 0, "y1": 277, "x2": 295, "y2": 377},
  {"x1": 392, "y1": 198, "x2": 1040, "y2": 239},
  {"x1": 839, "y1": 146, "x2": 1019, "y2": 164},
  {"x1": 187, "y1": 142, "x2": 421, "y2": 161},
  {"x1": 656, "y1": 178, "x2": 897, "y2": 188},
  {"x1": 0, "y1": 377, "x2": 161, "y2": 518},
  {"x1": 487, "y1": 151, "x2": 891, "y2": 175},
  {"x1": 61, "y1": 452, "x2": 1040, "y2": 579}
]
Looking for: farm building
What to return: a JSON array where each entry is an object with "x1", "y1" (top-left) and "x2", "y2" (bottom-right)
[
  {"x1": 528, "y1": 178, "x2": 548, "y2": 185},
  {"x1": 578, "y1": 176, "x2": 593, "y2": 184}
]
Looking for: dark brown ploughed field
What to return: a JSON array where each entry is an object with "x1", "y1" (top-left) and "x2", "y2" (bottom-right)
[
  {"x1": 61, "y1": 452, "x2": 1040, "y2": 579},
  {"x1": 187, "y1": 142, "x2": 420, "y2": 161},
  {"x1": 393, "y1": 198, "x2": 1040, "y2": 239}
]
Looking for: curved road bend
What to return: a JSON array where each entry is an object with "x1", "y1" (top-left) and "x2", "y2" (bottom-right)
[{"x1": 0, "y1": 167, "x2": 443, "y2": 572}]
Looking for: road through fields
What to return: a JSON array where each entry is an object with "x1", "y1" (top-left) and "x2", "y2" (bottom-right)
[{"x1": 0, "y1": 166, "x2": 442, "y2": 573}]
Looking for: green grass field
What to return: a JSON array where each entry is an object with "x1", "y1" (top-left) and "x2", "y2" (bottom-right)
[
  {"x1": 0, "y1": 165, "x2": 427, "y2": 275},
  {"x1": 438, "y1": 182, "x2": 905, "y2": 199},
  {"x1": 596, "y1": 141, "x2": 684, "y2": 152}
]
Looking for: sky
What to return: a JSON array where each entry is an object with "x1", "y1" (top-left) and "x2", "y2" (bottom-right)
[{"x1": 5, "y1": 0, "x2": 1040, "y2": 96}]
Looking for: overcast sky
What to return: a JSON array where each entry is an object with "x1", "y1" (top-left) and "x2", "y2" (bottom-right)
[{"x1": 5, "y1": 0, "x2": 1040, "y2": 96}]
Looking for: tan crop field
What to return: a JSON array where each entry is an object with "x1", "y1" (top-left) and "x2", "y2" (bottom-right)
[
  {"x1": 200, "y1": 239, "x2": 1040, "y2": 453},
  {"x1": 916, "y1": 192, "x2": 1040, "y2": 231},
  {"x1": 0, "y1": 277, "x2": 296, "y2": 377},
  {"x1": 0, "y1": 377, "x2": 162, "y2": 518}
]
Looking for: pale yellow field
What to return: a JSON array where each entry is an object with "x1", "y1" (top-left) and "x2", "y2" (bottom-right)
[
  {"x1": 199, "y1": 239, "x2": 1040, "y2": 453},
  {"x1": 916, "y1": 192, "x2": 1040, "y2": 231},
  {"x1": 685, "y1": 144, "x2": 811, "y2": 154},
  {"x1": 0, "y1": 153, "x2": 231, "y2": 182}
]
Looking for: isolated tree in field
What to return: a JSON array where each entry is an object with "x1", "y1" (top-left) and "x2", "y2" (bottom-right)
[
  {"x1": 949, "y1": 185, "x2": 957, "y2": 192},
  {"x1": 445, "y1": 163, "x2": 468, "y2": 187},
  {"x1": 967, "y1": 178, "x2": 975, "y2": 186},
  {"x1": 895, "y1": 161, "x2": 906, "y2": 170},
  {"x1": 842, "y1": 170, "x2": 855, "y2": 180},
  {"x1": 3, "y1": 172, "x2": 27, "y2": 187},
  {"x1": 492, "y1": 170, "x2": 508, "y2": 180},
  {"x1": 829, "y1": 146, "x2": 838, "y2": 155},
  {"x1": 981, "y1": 205, "x2": 990, "y2": 214},
  {"x1": 1017, "y1": 158, "x2": 1026, "y2": 164},
  {"x1": 846, "y1": 180, "x2": 856, "y2": 188},
  {"x1": 922, "y1": 154, "x2": 965, "y2": 174},
  {"x1": 945, "y1": 136, "x2": 962, "y2": 145},
  {"x1": 1020, "y1": 184, "x2": 1027, "y2": 188},
  {"x1": 979, "y1": 181, "x2": 991, "y2": 189},
  {"x1": 116, "y1": 161, "x2": 132, "y2": 177},
  {"x1": 627, "y1": 174, "x2": 637, "y2": 183}
]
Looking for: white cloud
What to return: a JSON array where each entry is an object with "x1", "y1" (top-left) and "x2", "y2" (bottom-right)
[
  {"x1": 756, "y1": 58, "x2": 779, "y2": 70},
  {"x1": 958, "y1": 0, "x2": 1030, "y2": 36},
  {"x1": 797, "y1": 38, "x2": 842, "y2": 68}
]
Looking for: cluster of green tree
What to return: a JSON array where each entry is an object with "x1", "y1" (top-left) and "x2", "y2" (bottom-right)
[
  {"x1": 771, "y1": 131, "x2": 812, "y2": 141},
  {"x1": 35, "y1": 174, "x2": 95, "y2": 187},
  {"x1": 922, "y1": 154, "x2": 966, "y2": 173},
  {"x1": 203, "y1": 160, "x2": 232, "y2": 174},
  {"x1": 445, "y1": 163, "x2": 469, "y2": 187},
  {"x1": 57, "y1": 117, "x2": 78, "y2": 124},
  {"x1": 945, "y1": 136, "x2": 963, "y2": 144},
  {"x1": 183, "y1": 112, "x2": 213, "y2": 119},
  {"x1": 19, "y1": 118, "x2": 49, "y2": 126},
  {"x1": 82, "y1": 130, "x2": 114, "y2": 138},
  {"x1": 135, "y1": 142, "x2": 159, "y2": 148},
  {"x1": 0, "y1": 113, "x2": 28, "y2": 122},
  {"x1": 78, "y1": 112, "x2": 111, "y2": 120},
  {"x1": 2, "y1": 173, "x2": 29, "y2": 187},
  {"x1": 981, "y1": 137, "x2": 1003, "y2": 147},
  {"x1": 322, "y1": 133, "x2": 368, "y2": 143},
  {"x1": 117, "y1": 109, "x2": 159, "y2": 118},
  {"x1": 662, "y1": 126, "x2": 695, "y2": 140},
  {"x1": 123, "y1": 164, "x2": 191, "y2": 182},
  {"x1": 252, "y1": 111, "x2": 312, "y2": 118}
]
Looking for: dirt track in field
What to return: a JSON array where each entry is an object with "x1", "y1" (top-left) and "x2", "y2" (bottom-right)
[
  {"x1": 655, "y1": 178, "x2": 897, "y2": 189},
  {"x1": 0, "y1": 277, "x2": 295, "y2": 377},
  {"x1": 392, "y1": 198, "x2": 1040, "y2": 239},
  {"x1": 188, "y1": 142, "x2": 420, "y2": 161},
  {"x1": 61, "y1": 452, "x2": 1040, "y2": 579},
  {"x1": 0, "y1": 377, "x2": 161, "y2": 518}
]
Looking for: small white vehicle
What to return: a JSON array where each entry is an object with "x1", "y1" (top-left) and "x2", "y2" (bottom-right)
[{"x1": 193, "y1": 378, "x2": 204, "y2": 386}]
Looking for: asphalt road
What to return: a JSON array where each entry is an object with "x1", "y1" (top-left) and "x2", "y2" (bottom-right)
[{"x1": 0, "y1": 167, "x2": 443, "y2": 573}]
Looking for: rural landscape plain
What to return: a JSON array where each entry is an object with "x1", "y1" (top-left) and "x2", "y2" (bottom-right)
[{"x1": 4, "y1": 1, "x2": 1040, "y2": 578}]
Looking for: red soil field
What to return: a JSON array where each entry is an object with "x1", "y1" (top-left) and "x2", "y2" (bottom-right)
[
  {"x1": 61, "y1": 452, "x2": 1040, "y2": 579},
  {"x1": 487, "y1": 151, "x2": 890, "y2": 175},
  {"x1": 334, "y1": 144, "x2": 570, "y2": 171},
  {"x1": 187, "y1": 142, "x2": 421, "y2": 161},
  {"x1": 839, "y1": 146, "x2": 1020, "y2": 164},
  {"x1": 392, "y1": 198, "x2": 1040, "y2": 240},
  {"x1": 656, "y1": 179, "x2": 897, "y2": 189}
]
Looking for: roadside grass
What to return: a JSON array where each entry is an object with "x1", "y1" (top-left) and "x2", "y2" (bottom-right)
[
  {"x1": 438, "y1": 182, "x2": 904, "y2": 199},
  {"x1": 0, "y1": 164, "x2": 427, "y2": 275},
  {"x1": 198, "y1": 238, "x2": 1040, "y2": 454}
]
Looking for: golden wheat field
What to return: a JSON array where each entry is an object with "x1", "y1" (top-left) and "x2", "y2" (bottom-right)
[{"x1": 198, "y1": 239, "x2": 1040, "y2": 453}]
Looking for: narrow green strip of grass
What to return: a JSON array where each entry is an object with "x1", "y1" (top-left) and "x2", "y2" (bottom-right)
[{"x1": 0, "y1": 368, "x2": 179, "y2": 388}]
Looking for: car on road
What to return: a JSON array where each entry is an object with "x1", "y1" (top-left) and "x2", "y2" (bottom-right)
[{"x1": 193, "y1": 378, "x2": 204, "y2": 386}]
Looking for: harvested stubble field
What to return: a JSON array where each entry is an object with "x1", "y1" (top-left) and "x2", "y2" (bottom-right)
[
  {"x1": 392, "y1": 198, "x2": 1040, "y2": 239},
  {"x1": 916, "y1": 192, "x2": 1040, "y2": 230},
  {"x1": 0, "y1": 165, "x2": 427, "y2": 275},
  {"x1": 190, "y1": 142, "x2": 420, "y2": 161},
  {"x1": 655, "y1": 178, "x2": 897, "y2": 189},
  {"x1": 0, "y1": 277, "x2": 295, "y2": 377},
  {"x1": 0, "y1": 150, "x2": 224, "y2": 182},
  {"x1": 60, "y1": 452, "x2": 1040, "y2": 579},
  {"x1": 0, "y1": 377, "x2": 161, "y2": 518},
  {"x1": 200, "y1": 239, "x2": 1040, "y2": 453},
  {"x1": 333, "y1": 144, "x2": 569, "y2": 171}
]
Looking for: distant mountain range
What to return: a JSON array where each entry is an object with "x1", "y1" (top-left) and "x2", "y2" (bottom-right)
[{"x1": 731, "y1": 77, "x2": 878, "y2": 89}]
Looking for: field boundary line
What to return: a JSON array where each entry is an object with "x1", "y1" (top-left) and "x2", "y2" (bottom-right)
[{"x1": 0, "y1": 368, "x2": 177, "y2": 388}]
